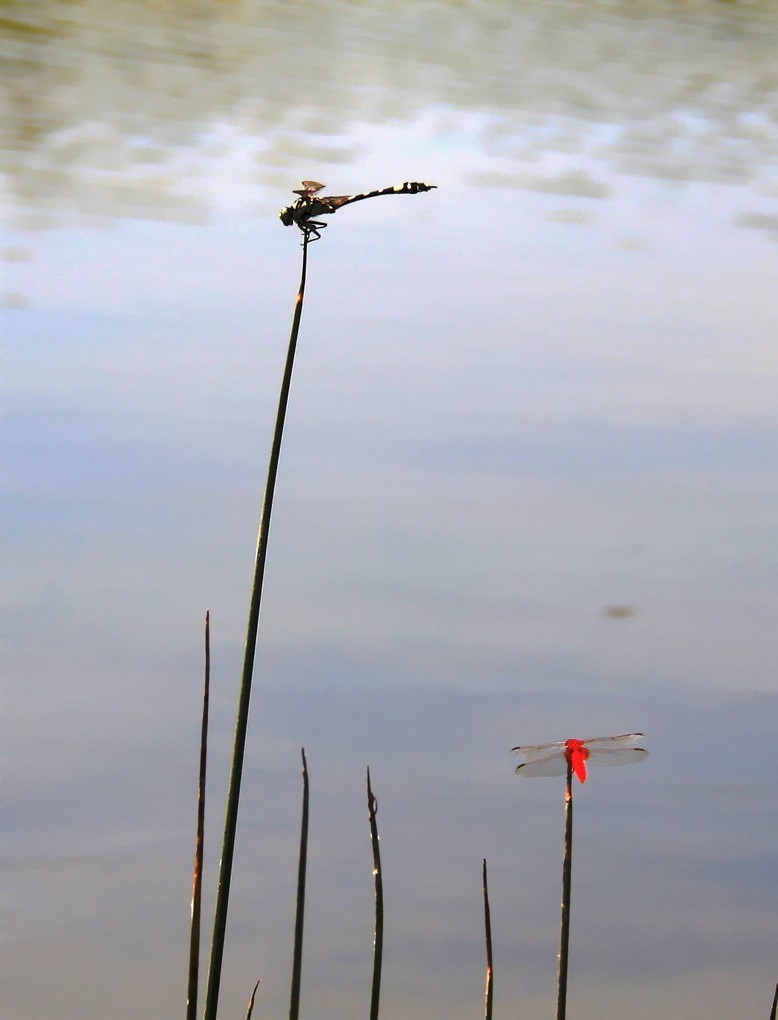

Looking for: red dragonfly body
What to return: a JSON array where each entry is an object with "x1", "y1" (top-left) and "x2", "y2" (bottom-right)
[{"x1": 512, "y1": 733, "x2": 648, "y2": 784}]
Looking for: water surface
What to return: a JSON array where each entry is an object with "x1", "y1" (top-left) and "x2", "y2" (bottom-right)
[{"x1": 4, "y1": 3, "x2": 777, "y2": 1019}]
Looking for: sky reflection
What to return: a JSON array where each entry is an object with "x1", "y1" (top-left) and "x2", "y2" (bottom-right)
[{"x1": 4, "y1": 2, "x2": 778, "y2": 1019}]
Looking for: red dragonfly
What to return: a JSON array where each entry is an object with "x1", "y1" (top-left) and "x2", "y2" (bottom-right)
[{"x1": 512, "y1": 733, "x2": 648, "y2": 784}]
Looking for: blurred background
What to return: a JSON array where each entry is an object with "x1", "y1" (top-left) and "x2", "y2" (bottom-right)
[{"x1": 4, "y1": 2, "x2": 777, "y2": 1018}]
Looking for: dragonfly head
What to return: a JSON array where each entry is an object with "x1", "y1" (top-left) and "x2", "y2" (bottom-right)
[{"x1": 279, "y1": 205, "x2": 295, "y2": 226}]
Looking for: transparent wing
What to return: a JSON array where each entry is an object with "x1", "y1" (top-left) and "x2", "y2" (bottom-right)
[
  {"x1": 299, "y1": 180, "x2": 325, "y2": 193},
  {"x1": 515, "y1": 752, "x2": 568, "y2": 778},
  {"x1": 581, "y1": 733, "x2": 645, "y2": 751},
  {"x1": 511, "y1": 740, "x2": 567, "y2": 762},
  {"x1": 587, "y1": 747, "x2": 649, "y2": 767},
  {"x1": 512, "y1": 734, "x2": 648, "y2": 773}
]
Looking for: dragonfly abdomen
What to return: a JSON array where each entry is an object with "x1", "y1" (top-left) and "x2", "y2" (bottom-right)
[{"x1": 339, "y1": 182, "x2": 436, "y2": 207}]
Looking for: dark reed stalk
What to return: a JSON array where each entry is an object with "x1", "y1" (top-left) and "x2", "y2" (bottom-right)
[
  {"x1": 203, "y1": 232, "x2": 313, "y2": 1020},
  {"x1": 288, "y1": 748, "x2": 310, "y2": 1020},
  {"x1": 245, "y1": 980, "x2": 260, "y2": 1020},
  {"x1": 556, "y1": 757, "x2": 574, "y2": 1020},
  {"x1": 367, "y1": 767, "x2": 384, "y2": 1020},
  {"x1": 482, "y1": 858, "x2": 494, "y2": 1020},
  {"x1": 186, "y1": 610, "x2": 211, "y2": 1020},
  {"x1": 769, "y1": 981, "x2": 778, "y2": 1020}
]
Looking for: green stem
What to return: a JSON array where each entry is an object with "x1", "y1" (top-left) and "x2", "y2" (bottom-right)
[
  {"x1": 556, "y1": 759, "x2": 574, "y2": 1020},
  {"x1": 288, "y1": 749, "x2": 309, "y2": 1020},
  {"x1": 482, "y1": 858, "x2": 494, "y2": 1020},
  {"x1": 186, "y1": 611, "x2": 210, "y2": 1020},
  {"x1": 203, "y1": 234, "x2": 312, "y2": 1020},
  {"x1": 367, "y1": 768, "x2": 383, "y2": 1020}
]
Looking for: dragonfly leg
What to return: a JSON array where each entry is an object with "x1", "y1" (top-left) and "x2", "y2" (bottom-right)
[{"x1": 298, "y1": 221, "x2": 325, "y2": 243}]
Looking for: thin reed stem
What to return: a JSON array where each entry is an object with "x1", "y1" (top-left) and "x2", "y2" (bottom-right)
[
  {"x1": 769, "y1": 981, "x2": 778, "y2": 1020},
  {"x1": 556, "y1": 758, "x2": 574, "y2": 1020},
  {"x1": 288, "y1": 748, "x2": 310, "y2": 1020},
  {"x1": 482, "y1": 858, "x2": 494, "y2": 1020},
  {"x1": 245, "y1": 980, "x2": 260, "y2": 1020},
  {"x1": 367, "y1": 768, "x2": 384, "y2": 1020},
  {"x1": 203, "y1": 233, "x2": 313, "y2": 1020},
  {"x1": 186, "y1": 610, "x2": 210, "y2": 1020}
]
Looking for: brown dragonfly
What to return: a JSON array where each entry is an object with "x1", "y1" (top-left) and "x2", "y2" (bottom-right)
[{"x1": 279, "y1": 180, "x2": 436, "y2": 240}]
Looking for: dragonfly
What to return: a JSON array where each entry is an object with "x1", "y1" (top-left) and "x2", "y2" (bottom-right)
[
  {"x1": 279, "y1": 180, "x2": 437, "y2": 240},
  {"x1": 512, "y1": 733, "x2": 648, "y2": 784}
]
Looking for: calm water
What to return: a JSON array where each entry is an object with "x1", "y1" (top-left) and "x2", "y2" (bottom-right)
[{"x1": 4, "y1": 3, "x2": 777, "y2": 1019}]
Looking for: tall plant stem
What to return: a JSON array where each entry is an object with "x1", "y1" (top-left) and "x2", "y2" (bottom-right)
[
  {"x1": 367, "y1": 768, "x2": 384, "y2": 1020},
  {"x1": 769, "y1": 981, "x2": 778, "y2": 1020},
  {"x1": 186, "y1": 610, "x2": 210, "y2": 1020},
  {"x1": 556, "y1": 759, "x2": 574, "y2": 1020},
  {"x1": 482, "y1": 858, "x2": 494, "y2": 1020},
  {"x1": 203, "y1": 233, "x2": 312, "y2": 1020},
  {"x1": 288, "y1": 748, "x2": 310, "y2": 1020}
]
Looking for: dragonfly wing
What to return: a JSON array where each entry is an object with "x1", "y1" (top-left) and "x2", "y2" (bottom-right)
[
  {"x1": 581, "y1": 733, "x2": 645, "y2": 751},
  {"x1": 511, "y1": 740, "x2": 567, "y2": 762},
  {"x1": 300, "y1": 180, "x2": 325, "y2": 193},
  {"x1": 587, "y1": 747, "x2": 649, "y2": 767},
  {"x1": 515, "y1": 753, "x2": 568, "y2": 778},
  {"x1": 320, "y1": 194, "x2": 353, "y2": 210}
]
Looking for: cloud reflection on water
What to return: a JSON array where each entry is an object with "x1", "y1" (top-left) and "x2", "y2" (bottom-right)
[
  {"x1": 4, "y1": 2, "x2": 778, "y2": 1019},
  {"x1": 3, "y1": 0, "x2": 777, "y2": 227}
]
